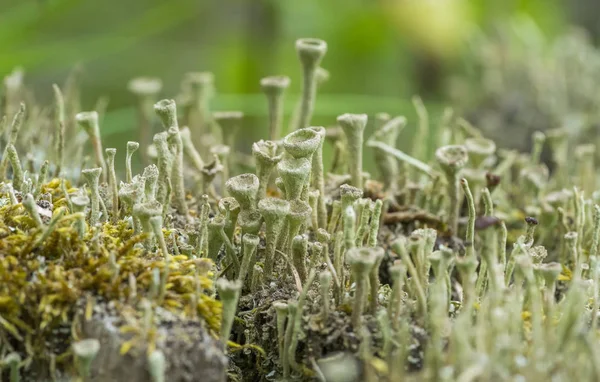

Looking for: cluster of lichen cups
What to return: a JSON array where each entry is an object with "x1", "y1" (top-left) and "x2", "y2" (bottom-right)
[{"x1": 2, "y1": 36, "x2": 600, "y2": 382}]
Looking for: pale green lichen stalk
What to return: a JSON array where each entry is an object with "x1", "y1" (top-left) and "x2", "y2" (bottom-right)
[
  {"x1": 338, "y1": 113, "x2": 368, "y2": 189},
  {"x1": 261, "y1": 75, "x2": 290, "y2": 141},
  {"x1": 295, "y1": 38, "x2": 327, "y2": 130},
  {"x1": 154, "y1": 99, "x2": 188, "y2": 217},
  {"x1": 76, "y1": 111, "x2": 106, "y2": 182}
]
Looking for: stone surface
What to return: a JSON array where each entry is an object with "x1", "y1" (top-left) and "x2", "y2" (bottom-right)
[{"x1": 81, "y1": 305, "x2": 227, "y2": 382}]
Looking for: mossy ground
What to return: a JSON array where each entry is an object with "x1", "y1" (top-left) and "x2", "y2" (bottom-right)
[{"x1": 0, "y1": 179, "x2": 221, "y2": 380}]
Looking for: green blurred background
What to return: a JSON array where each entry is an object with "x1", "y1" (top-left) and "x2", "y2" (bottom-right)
[{"x1": 0, "y1": 0, "x2": 593, "y2": 168}]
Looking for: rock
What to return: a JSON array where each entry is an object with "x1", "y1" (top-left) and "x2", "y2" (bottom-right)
[{"x1": 80, "y1": 304, "x2": 226, "y2": 382}]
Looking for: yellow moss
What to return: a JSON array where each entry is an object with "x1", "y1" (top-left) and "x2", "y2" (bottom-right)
[
  {"x1": 0, "y1": 188, "x2": 222, "y2": 374},
  {"x1": 228, "y1": 341, "x2": 266, "y2": 357},
  {"x1": 559, "y1": 267, "x2": 572, "y2": 281},
  {"x1": 120, "y1": 340, "x2": 135, "y2": 355}
]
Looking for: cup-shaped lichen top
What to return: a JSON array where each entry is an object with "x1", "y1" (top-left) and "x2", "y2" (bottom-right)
[
  {"x1": 207, "y1": 216, "x2": 226, "y2": 260},
  {"x1": 226, "y1": 173, "x2": 260, "y2": 212},
  {"x1": 237, "y1": 209, "x2": 263, "y2": 235},
  {"x1": 154, "y1": 99, "x2": 178, "y2": 129},
  {"x1": 72, "y1": 338, "x2": 100, "y2": 360},
  {"x1": 216, "y1": 277, "x2": 242, "y2": 299},
  {"x1": 371, "y1": 116, "x2": 406, "y2": 142},
  {"x1": 546, "y1": 127, "x2": 568, "y2": 159},
  {"x1": 261, "y1": 75, "x2": 291, "y2": 96},
  {"x1": 258, "y1": 198, "x2": 290, "y2": 276},
  {"x1": 296, "y1": 38, "x2": 328, "y2": 69},
  {"x1": 287, "y1": 199, "x2": 312, "y2": 245},
  {"x1": 118, "y1": 176, "x2": 145, "y2": 207},
  {"x1": 287, "y1": 199, "x2": 312, "y2": 226},
  {"x1": 535, "y1": 262, "x2": 563, "y2": 287},
  {"x1": 142, "y1": 164, "x2": 159, "y2": 201},
  {"x1": 261, "y1": 76, "x2": 291, "y2": 141},
  {"x1": 435, "y1": 145, "x2": 469, "y2": 175},
  {"x1": 340, "y1": 183, "x2": 363, "y2": 209},
  {"x1": 185, "y1": 71, "x2": 215, "y2": 95},
  {"x1": 105, "y1": 148, "x2": 116, "y2": 162},
  {"x1": 73, "y1": 338, "x2": 100, "y2": 378},
  {"x1": 214, "y1": 111, "x2": 243, "y2": 126},
  {"x1": 253, "y1": 141, "x2": 282, "y2": 198},
  {"x1": 295, "y1": 39, "x2": 328, "y2": 131},
  {"x1": 71, "y1": 190, "x2": 90, "y2": 211},
  {"x1": 282, "y1": 127, "x2": 321, "y2": 159},
  {"x1": 317, "y1": 353, "x2": 361, "y2": 382},
  {"x1": 216, "y1": 278, "x2": 242, "y2": 342},
  {"x1": 214, "y1": 111, "x2": 243, "y2": 145},
  {"x1": 436, "y1": 145, "x2": 468, "y2": 236},
  {"x1": 347, "y1": 247, "x2": 378, "y2": 276},
  {"x1": 81, "y1": 167, "x2": 102, "y2": 182},
  {"x1": 208, "y1": 214, "x2": 226, "y2": 230},
  {"x1": 286, "y1": 200, "x2": 312, "y2": 248},
  {"x1": 277, "y1": 156, "x2": 311, "y2": 200},
  {"x1": 76, "y1": 111, "x2": 100, "y2": 136},
  {"x1": 126, "y1": 142, "x2": 140, "y2": 182},
  {"x1": 81, "y1": 168, "x2": 102, "y2": 222},
  {"x1": 308, "y1": 126, "x2": 326, "y2": 142},
  {"x1": 259, "y1": 197, "x2": 290, "y2": 225},
  {"x1": 455, "y1": 254, "x2": 478, "y2": 277},
  {"x1": 337, "y1": 113, "x2": 368, "y2": 138},
  {"x1": 253, "y1": 140, "x2": 282, "y2": 167},
  {"x1": 337, "y1": 113, "x2": 368, "y2": 133},
  {"x1": 148, "y1": 350, "x2": 166, "y2": 382},
  {"x1": 201, "y1": 154, "x2": 224, "y2": 180},
  {"x1": 409, "y1": 228, "x2": 437, "y2": 250},
  {"x1": 127, "y1": 141, "x2": 140, "y2": 154},
  {"x1": 133, "y1": 200, "x2": 162, "y2": 221},
  {"x1": 337, "y1": 113, "x2": 368, "y2": 189},
  {"x1": 219, "y1": 197, "x2": 241, "y2": 217},
  {"x1": 273, "y1": 301, "x2": 289, "y2": 315},
  {"x1": 389, "y1": 260, "x2": 407, "y2": 279},
  {"x1": 127, "y1": 77, "x2": 163, "y2": 97},
  {"x1": 78, "y1": 112, "x2": 107, "y2": 179},
  {"x1": 243, "y1": 232, "x2": 261, "y2": 247},
  {"x1": 4, "y1": 352, "x2": 21, "y2": 375},
  {"x1": 465, "y1": 137, "x2": 496, "y2": 168}
]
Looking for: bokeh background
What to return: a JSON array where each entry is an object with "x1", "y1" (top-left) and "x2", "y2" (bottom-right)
[{"x1": 0, "y1": 0, "x2": 597, "y2": 171}]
